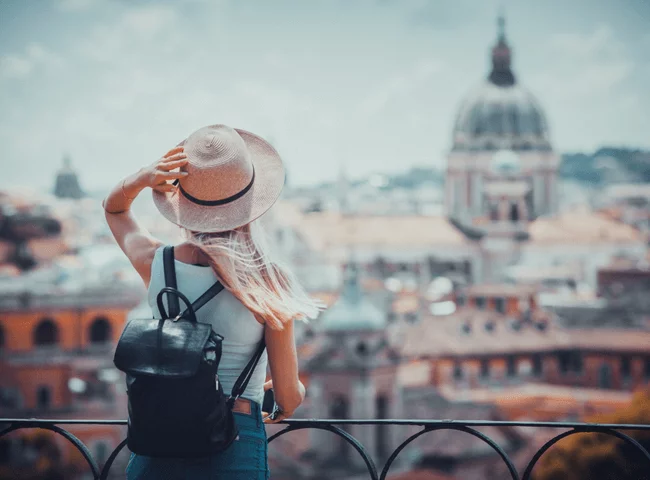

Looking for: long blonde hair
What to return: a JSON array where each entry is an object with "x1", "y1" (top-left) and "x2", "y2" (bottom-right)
[{"x1": 182, "y1": 220, "x2": 324, "y2": 330}]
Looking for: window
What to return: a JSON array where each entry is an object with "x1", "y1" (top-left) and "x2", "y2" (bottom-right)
[
  {"x1": 490, "y1": 205, "x2": 499, "y2": 221},
  {"x1": 557, "y1": 351, "x2": 582, "y2": 375},
  {"x1": 558, "y1": 352, "x2": 571, "y2": 374},
  {"x1": 405, "y1": 313, "x2": 417, "y2": 324},
  {"x1": 475, "y1": 296, "x2": 487, "y2": 310},
  {"x1": 453, "y1": 362, "x2": 463, "y2": 380},
  {"x1": 506, "y1": 356, "x2": 516, "y2": 377},
  {"x1": 0, "y1": 388, "x2": 23, "y2": 409},
  {"x1": 484, "y1": 321, "x2": 495, "y2": 333},
  {"x1": 480, "y1": 359, "x2": 490, "y2": 378},
  {"x1": 36, "y1": 386, "x2": 51, "y2": 410},
  {"x1": 0, "y1": 324, "x2": 4, "y2": 349},
  {"x1": 456, "y1": 294, "x2": 466, "y2": 306},
  {"x1": 494, "y1": 297, "x2": 506, "y2": 314},
  {"x1": 89, "y1": 317, "x2": 112, "y2": 344},
  {"x1": 510, "y1": 203, "x2": 519, "y2": 222},
  {"x1": 33, "y1": 319, "x2": 59, "y2": 346},
  {"x1": 532, "y1": 354, "x2": 543, "y2": 376},
  {"x1": 645, "y1": 358, "x2": 650, "y2": 379},
  {"x1": 573, "y1": 353, "x2": 583, "y2": 374},
  {"x1": 621, "y1": 357, "x2": 632, "y2": 380},
  {"x1": 599, "y1": 363, "x2": 612, "y2": 389}
]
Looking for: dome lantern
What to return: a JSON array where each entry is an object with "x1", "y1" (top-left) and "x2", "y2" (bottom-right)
[{"x1": 488, "y1": 14, "x2": 515, "y2": 87}]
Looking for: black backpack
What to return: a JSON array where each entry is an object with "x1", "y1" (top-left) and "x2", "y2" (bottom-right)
[{"x1": 113, "y1": 246, "x2": 266, "y2": 458}]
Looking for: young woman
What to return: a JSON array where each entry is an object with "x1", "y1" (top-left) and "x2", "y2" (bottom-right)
[{"x1": 103, "y1": 124, "x2": 323, "y2": 479}]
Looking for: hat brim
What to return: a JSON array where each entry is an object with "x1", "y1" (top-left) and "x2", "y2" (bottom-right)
[{"x1": 152, "y1": 128, "x2": 285, "y2": 233}]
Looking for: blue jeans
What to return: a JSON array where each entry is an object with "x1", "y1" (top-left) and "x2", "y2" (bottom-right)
[{"x1": 126, "y1": 400, "x2": 269, "y2": 479}]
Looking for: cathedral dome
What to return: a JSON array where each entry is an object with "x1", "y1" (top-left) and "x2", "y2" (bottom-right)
[{"x1": 452, "y1": 16, "x2": 551, "y2": 152}]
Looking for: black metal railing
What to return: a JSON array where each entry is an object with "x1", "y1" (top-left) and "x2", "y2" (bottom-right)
[{"x1": 1, "y1": 418, "x2": 649, "y2": 480}]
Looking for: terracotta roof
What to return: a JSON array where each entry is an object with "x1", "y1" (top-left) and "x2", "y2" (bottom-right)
[
  {"x1": 529, "y1": 209, "x2": 642, "y2": 244},
  {"x1": 402, "y1": 311, "x2": 650, "y2": 357},
  {"x1": 285, "y1": 212, "x2": 469, "y2": 251},
  {"x1": 440, "y1": 383, "x2": 633, "y2": 405},
  {"x1": 463, "y1": 283, "x2": 538, "y2": 297},
  {"x1": 604, "y1": 183, "x2": 650, "y2": 199},
  {"x1": 392, "y1": 294, "x2": 420, "y2": 314}
]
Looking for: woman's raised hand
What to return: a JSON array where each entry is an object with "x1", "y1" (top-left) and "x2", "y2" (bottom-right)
[{"x1": 137, "y1": 146, "x2": 189, "y2": 193}]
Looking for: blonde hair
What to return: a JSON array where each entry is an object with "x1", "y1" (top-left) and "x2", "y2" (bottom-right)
[{"x1": 182, "y1": 220, "x2": 324, "y2": 330}]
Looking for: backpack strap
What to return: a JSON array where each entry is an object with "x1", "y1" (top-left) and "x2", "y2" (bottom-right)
[
  {"x1": 227, "y1": 338, "x2": 267, "y2": 407},
  {"x1": 163, "y1": 245, "x2": 225, "y2": 320},
  {"x1": 163, "y1": 246, "x2": 180, "y2": 317}
]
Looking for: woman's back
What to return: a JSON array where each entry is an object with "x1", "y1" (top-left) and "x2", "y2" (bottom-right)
[{"x1": 147, "y1": 245, "x2": 268, "y2": 405}]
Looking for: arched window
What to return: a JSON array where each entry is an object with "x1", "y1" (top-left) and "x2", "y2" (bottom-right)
[
  {"x1": 89, "y1": 317, "x2": 112, "y2": 344},
  {"x1": 36, "y1": 385, "x2": 51, "y2": 409},
  {"x1": 510, "y1": 203, "x2": 519, "y2": 222},
  {"x1": 33, "y1": 319, "x2": 59, "y2": 347}
]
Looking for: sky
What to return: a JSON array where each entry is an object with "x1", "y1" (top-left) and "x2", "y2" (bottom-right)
[{"x1": 1, "y1": 0, "x2": 649, "y2": 191}]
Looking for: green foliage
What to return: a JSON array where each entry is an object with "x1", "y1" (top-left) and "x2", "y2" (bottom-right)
[
  {"x1": 560, "y1": 148, "x2": 650, "y2": 185},
  {"x1": 532, "y1": 388, "x2": 650, "y2": 480}
]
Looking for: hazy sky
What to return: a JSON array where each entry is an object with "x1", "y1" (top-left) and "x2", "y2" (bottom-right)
[{"x1": 1, "y1": 0, "x2": 649, "y2": 191}]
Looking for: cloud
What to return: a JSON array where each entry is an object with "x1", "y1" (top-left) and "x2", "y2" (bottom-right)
[
  {"x1": 78, "y1": 5, "x2": 178, "y2": 62},
  {"x1": 359, "y1": 59, "x2": 443, "y2": 116},
  {"x1": 56, "y1": 0, "x2": 99, "y2": 11},
  {"x1": 0, "y1": 43, "x2": 63, "y2": 79},
  {"x1": 529, "y1": 24, "x2": 635, "y2": 101},
  {"x1": 549, "y1": 24, "x2": 622, "y2": 59}
]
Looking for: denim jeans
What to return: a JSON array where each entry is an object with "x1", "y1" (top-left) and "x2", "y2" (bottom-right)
[{"x1": 126, "y1": 400, "x2": 269, "y2": 480}]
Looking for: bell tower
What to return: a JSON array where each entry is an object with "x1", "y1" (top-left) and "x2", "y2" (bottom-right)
[{"x1": 305, "y1": 262, "x2": 403, "y2": 469}]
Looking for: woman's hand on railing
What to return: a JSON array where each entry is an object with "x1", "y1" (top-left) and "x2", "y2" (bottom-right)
[{"x1": 261, "y1": 379, "x2": 306, "y2": 424}]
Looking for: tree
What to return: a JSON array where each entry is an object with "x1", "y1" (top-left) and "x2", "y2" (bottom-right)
[{"x1": 532, "y1": 388, "x2": 650, "y2": 480}]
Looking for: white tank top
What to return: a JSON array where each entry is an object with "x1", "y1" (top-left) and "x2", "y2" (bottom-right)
[{"x1": 147, "y1": 246, "x2": 268, "y2": 405}]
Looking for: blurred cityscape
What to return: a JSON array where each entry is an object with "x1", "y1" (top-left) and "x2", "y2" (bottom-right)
[{"x1": 2, "y1": 8, "x2": 650, "y2": 480}]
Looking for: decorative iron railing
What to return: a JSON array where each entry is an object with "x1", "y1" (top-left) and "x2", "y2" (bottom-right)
[{"x1": 1, "y1": 418, "x2": 649, "y2": 480}]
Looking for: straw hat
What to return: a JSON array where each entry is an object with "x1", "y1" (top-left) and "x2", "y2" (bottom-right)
[{"x1": 152, "y1": 124, "x2": 285, "y2": 233}]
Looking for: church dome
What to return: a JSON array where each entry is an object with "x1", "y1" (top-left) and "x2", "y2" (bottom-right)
[
  {"x1": 318, "y1": 263, "x2": 387, "y2": 332},
  {"x1": 54, "y1": 155, "x2": 84, "y2": 199},
  {"x1": 452, "y1": 16, "x2": 551, "y2": 152}
]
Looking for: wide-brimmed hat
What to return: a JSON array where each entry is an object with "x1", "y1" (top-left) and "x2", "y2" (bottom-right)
[{"x1": 152, "y1": 124, "x2": 285, "y2": 233}]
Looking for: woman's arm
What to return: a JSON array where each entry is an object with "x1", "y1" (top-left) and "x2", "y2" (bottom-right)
[
  {"x1": 103, "y1": 146, "x2": 188, "y2": 288},
  {"x1": 261, "y1": 318, "x2": 306, "y2": 424}
]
